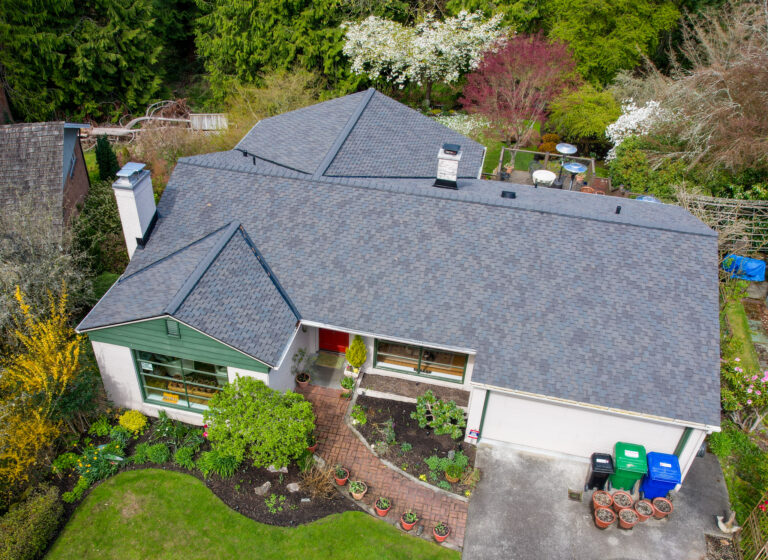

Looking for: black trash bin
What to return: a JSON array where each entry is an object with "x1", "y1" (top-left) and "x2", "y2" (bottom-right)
[{"x1": 585, "y1": 453, "x2": 615, "y2": 491}]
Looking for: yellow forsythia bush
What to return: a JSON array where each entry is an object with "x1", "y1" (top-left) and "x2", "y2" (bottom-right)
[{"x1": 118, "y1": 410, "x2": 147, "y2": 435}]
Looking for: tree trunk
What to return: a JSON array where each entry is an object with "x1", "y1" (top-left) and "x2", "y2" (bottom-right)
[
  {"x1": 749, "y1": 409, "x2": 768, "y2": 432},
  {"x1": 424, "y1": 81, "x2": 432, "y2": 109}
]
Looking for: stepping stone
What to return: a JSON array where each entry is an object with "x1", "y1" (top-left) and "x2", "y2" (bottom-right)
[
  {"x1": 254, "y1": 481, "x2": 271, "y2": 496},
  {"x1": 267, "y1": 465, "x2": 288, "y2": 473},
  {"x1": 301, "y1": 498, "x2": 311, "y2": 503},
  {"x1": 286, "y1": 482, "x2": 301, "y2": 493}
]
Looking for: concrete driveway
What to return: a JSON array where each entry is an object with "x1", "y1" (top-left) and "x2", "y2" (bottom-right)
[{"x1": 464, "y1": 444, "x2": 731, "y2": 560}]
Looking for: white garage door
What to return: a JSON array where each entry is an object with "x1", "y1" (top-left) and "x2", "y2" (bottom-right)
[{"x1": 480, "y1": 390, "x2": 685, "y2": 458}]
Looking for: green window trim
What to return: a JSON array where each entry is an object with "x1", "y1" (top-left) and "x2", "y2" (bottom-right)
[{"x1": 372, "y1": 338, "x2": 468, "y2": 384}]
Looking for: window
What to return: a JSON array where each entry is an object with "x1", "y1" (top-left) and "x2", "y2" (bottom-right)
[
  {"x1": 134, "y1": 350, "x2": 228, "y2": 411},
  {"x1": 374, "y1": 340, "x2": 467, "y2": 382}
]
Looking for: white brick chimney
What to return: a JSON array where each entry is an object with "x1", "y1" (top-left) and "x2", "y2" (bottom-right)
[
  {"x1": 112, "y1": 162, "x2": 156, "y2": 259},
  {"x1": 435, "y1": 143, "x2": 462, "y2": 190}
]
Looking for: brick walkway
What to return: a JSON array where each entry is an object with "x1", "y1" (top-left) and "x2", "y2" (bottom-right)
[{"x1": 299, "y1": 384, "x2": 468, "y2": 547}]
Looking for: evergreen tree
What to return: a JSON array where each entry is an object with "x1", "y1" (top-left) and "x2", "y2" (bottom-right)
[{"x1": 95, "y1": 136, "x2": 119, "y2": 181}]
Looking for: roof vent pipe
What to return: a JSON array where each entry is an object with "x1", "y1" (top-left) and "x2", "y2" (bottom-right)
[
  {"x1": 434, "y1": 143, "x2": 462, "y2": 190},
  {"x1": 112, "y1": 162, "x2": 157, "y2": 259},
  {"x1": 616, "y1": 205, "x2": 622, "y2": 215}
]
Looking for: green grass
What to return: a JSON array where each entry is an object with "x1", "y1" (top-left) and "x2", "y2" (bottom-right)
[
  {"x1": 93, "y1": 272, "x2": 120, "y2": 300},
  {"x1": 724, "y1": 299, "x2": 761, "y2": 373},
  {"x1": 83, "y1": 150, "x2": 100, "y2": 184},
  {"x1": 477, "y1": 133, "x2": 505, "y2": 175},
  {"x1": 47, "y1": 469, "x2": 459, "y2": 560}
]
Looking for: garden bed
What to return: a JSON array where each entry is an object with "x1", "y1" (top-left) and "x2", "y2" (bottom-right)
[
  {"x1": 360, "y1": 373, "x2": 470, "y2": 406},
  {"x1": 354, "y1": 395, "x2": 477, "y2": 496}
]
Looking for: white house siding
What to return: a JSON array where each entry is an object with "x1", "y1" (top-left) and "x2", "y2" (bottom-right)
[
  {"x1": 477, "y1": 389, "x2": 704, "y2": 483},
  {"x1": 227, "y1": 366, "x2": 269, "y2": 386},
  {"x1": 91, "y1": 340, "x2": 203, "y2": 425},
  {"x1": 269, "y1": 326, "x2": 310, "y2": 392}
]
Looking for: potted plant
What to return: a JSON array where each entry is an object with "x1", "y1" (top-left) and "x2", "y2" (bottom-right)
[
  {"x1": 291, "y1": 348, "x2": 313, "y2": 388},
  {"x1": 345, "y1": 335, "x2": 367, "y2": 378},
  {"x1": 433, "y1": 521, "x2": 450, "y2": 543},
  {"x1": 374, "y1": 496, "x2": 391, "y2": 516},
  {"x1": 349, "y1": 480, "x2": 367, "y2": 500},
  {"x1": 594, "y1": 506, "x2": 615, "y2": 529},
  {"x1": 591, "y1": 490, "x2": 613, "y2": 511},
  {"x1": 652, "y1": 497, "x2": 673, "y2": 519},
  {"x1": 401, "y1": 509, "x2": 418, "y2": 531},
  {"x1": 334, "y1": 465, "x2": 349, "y2": 486},
  {"x1": 634, "y1": 499, "x2": 654, "y2": 522},
  {"x1": 340, "y1": 376, "x2": 355, "y2": 398},
  {"x1": 445, "y1": 464, "x2": 462, "y2": 483},
  {"x1": 307, "y1": 434, "x2": 318, "y2": 454},
  {"x1": 612, "y1": 491, "x2": 633, "y2": 512},
  {"x1": 618, "y1": 508, "x2": 639, "y2": 530}
]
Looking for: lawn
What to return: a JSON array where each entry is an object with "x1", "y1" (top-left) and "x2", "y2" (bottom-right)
[
  {"x1": 47, "y1": 469, "x2": 459, "y2": 560},
  {"x1": 724, "y1": 299, "x2": 761, "y2": 373},
  {"x1": 83, "y1": 149, "x2": 100, "y2": 184}
]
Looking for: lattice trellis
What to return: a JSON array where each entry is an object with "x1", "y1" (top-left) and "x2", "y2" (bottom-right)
[
  {"x1": 677, "y1": 192, "x2": 768, "y2": 255},
  {"x1": 738, "y1": 491, "x2": 768, "y2": 560}
]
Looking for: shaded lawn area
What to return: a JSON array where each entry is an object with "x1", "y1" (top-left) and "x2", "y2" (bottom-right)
[
  {"x1": 724, "y1": 299, "x2": 761, "y2": 373},
  {"x1": 83, "y1": 150, "x2": 100, "y2": 184},
  {"x1": 47, "y1": 469, "x2": 459, "y2": 560}
]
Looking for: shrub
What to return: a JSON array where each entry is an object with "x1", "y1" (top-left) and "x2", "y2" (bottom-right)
[
  {"x1": 173, "y1": 447, "x2": 196, "y2": 470},
  {"x1": 61, "y1": 476, "x2": 90, "y2": 504},
  {"x1": 109, "y1": 425, "x2": 132, "y2": 447},
  {"x1": 345, "y1": 335, "x2": 367, "y2": 369},
  {"x1": 95, "y1": 135, "x2": 119, "y2": 181},
  {"x1": 75, "y1": 443, "x2": 125, "y2": 483},
  {"x1": 88, "y1": 415, "x2": 111, "y2": 437},
  {"x1": 411, "y1": 391, "x2": 467, "y2": 440},
  {"x1": 196, "y1": 450, "x2": 241, "y2": 479},
  {"x1": 0, "y1": 485, "x2": 63, "y2": 560},
  {"x1": 425, "y1": 450, "x2": 469, "y2": 482},
  {"x1": 203, "y1": 377, "x2": 315, "y2": 468},
  {"x1": 150, "y1": 411, "x2": 203, "y2": 451},
  {"x1": 131, "y1": 442, "x2": 152, "y2": 465},
  {"x1": 709, "y1": 431, "x2": 733, "y2": 460},
  {"x1": 351, "y1": 405, "x2": 367, "y2": 425},
  {"x1": 51, "y1": 452, "x2": 79, "y2": 477},
  {"x1": 118, "y1": 410, "x2": 148, "y2": 435},
  {"x1": 146, "y1": 443, "x2": 170, "y2": 464}
]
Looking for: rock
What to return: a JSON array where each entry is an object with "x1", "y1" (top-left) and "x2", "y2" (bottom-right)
[
  {"x1": 301, "y1": 498, "x2": 311, "y2": 503},
  {"x1": 286, "y1": 482, "x2": 301, "y2": 493},
  {"x1": 254, "y1": 481, "x2": 271, "y2": 496},
  {"x1": 415, "y1": 525, "x2": 424, "y2": 536},
  {"x1": 267, "y1": 465, "x2": 288, "y2": 473},
  {"x1": 447, "y1": 450, "x2": 455, "y2": 461}
]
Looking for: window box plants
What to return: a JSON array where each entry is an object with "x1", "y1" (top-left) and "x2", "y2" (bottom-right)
[
  {"x1": 307, "y1": 434, "x2": 318, "y2": 454},
  {"x1": 612, "y1": 490, "x2": 633, "y2": 512},
  {"x1": 375, "y1": 497, "x2": 391, "y2": 517},
  {"x1": 652, "y1": 497, "x2": 673, "y2": 519},
  {"x1": 401, "y1": 509, "x2": 418, "y2": 531},
  {"x1": 594, "y1": 506, "x2": 615, "y2": 529},
  {"x1": 634, "y1": 499, "x2": 654, "y2": 522},
  {"x1": 445, "y1": 464, "x2": 463, "y2": 483},
  {"x1": 349, "y1": 480, "x2": 367, "y2": 500},
  {"x1": 334, "y1": 465, "x2": 349, "y2": 485},
  {"x1": 433, "y1": 521, "x2": 450, "y2": 543},
  {"x1": 618, "y1": 508, "x2": 639, "y2": 530}
]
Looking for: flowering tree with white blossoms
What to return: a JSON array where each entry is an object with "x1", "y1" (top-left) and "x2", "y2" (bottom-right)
[
  {"x1": 434, "y1": 113, "x2": 490, "y2": 137},
  {"x1": 604, "y1": 99, "x2": 664, "y2": 160},
  {"x1": 342, "y1": 11, "x2": 504, "y2": 107}
]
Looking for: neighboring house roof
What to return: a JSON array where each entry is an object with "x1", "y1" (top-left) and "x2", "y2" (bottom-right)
[
  {"x1": 80, "y1": 222, "x2": 299, "y2": 367},
  {"x1": 0, "y1": 121, "x2": 88, "y2": 216},
  {"x1": 80, "y1": 124, "x2": 720, "y2": 427},
  {"x1": 236, "y1": 89, "x2": 486, "y2": 179}
]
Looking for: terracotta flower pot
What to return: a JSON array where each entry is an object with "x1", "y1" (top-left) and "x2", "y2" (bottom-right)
[
  {"x1": 350, "y1": 482, "x2": 367, "y2": 500},
  {"x1": 592, "y1": 490, "x2": 613, "y2": 511},
  {"x1": 445, "y1": 473, "x2": 460, "y2": 483},
  {"x1": 634, "y1": 499, "x2": 654, "y2": 522},
  {"x1": 375, "y1": 500, "x2": 391, "y2": 517},
  {"x1": 296, "y1": 375, "x2": 310, "y2": 388},
  {"x1": 307, "y1": 443, "x2": 318, "y2": 454},
  {"x1": 594, "y1": 506, "x2": 615, "y2": 529},
  {"x1": 401, "y1": 514, "x2": 418, "y2": 531},
  {"x1": 433, "y1": 524, "x2": 450, "y2": 543},
  {"x1": 618, "y1": 508, "x2": 639, "y2": 530},
  {"x1": 652, "y1": 497, "x2": 673, "y2": 519},
  {"x1": 612, "y1": 491, "x2": 633, "y2": 513},
  {"x1": 334, "y1": 468, "x2": 349, "y2": 486}
]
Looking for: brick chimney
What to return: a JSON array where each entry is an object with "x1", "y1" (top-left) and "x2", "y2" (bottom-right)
[
  {"x1": 112, "y1": 162, "x2": 156, "y2": 259},
  {"x1": 434, "y1": 143, "x2": 462, "y2": 190}
]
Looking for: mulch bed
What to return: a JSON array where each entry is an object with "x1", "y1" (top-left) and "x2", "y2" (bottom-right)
[
  {"x1": 360, "y1": 374, "x2": 470, "y2": 407},
  {"x1": 706, "y1": 535, "x2": 739, "y2": 560},
  {"x1": 355, "y1": 395, "x2": 476, "y2": 496}
]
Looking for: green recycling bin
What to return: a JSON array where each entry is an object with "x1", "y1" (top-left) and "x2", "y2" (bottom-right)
[{"x1": 610, "y1": 442, "x2": 648, "y2": 491}]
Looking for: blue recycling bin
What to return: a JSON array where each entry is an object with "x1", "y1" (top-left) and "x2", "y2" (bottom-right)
[{"x1": 640, "y1": 452, "x2": 681, "y2": 499}]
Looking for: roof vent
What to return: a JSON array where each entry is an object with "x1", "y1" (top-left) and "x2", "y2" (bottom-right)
[
  {"x1": 501, "y1": 191, "x2": 516, "y2": 199},
  {"x1": 434, "y1": 143, "x2": 462, "y2": 190},
  {"x1": 616, "y1": 205, "x2": 622, "y2": 215}
]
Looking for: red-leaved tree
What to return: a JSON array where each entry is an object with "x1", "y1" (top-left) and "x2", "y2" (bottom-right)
[{"x1": 461, "y1": 34, "x2": 581, "y2": 146}]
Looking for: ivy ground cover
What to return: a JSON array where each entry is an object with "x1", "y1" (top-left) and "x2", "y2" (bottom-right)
[{"x1": 47, "y1": 469, "x2": 458, "y2": 560}]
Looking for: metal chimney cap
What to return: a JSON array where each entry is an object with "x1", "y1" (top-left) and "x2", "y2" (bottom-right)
[
  {"x1": 116, "y1": 162, "x2": 146, "y2": 177},
  {"x1": 441, "y1": 143, "x2": 461, "y2": 155}
]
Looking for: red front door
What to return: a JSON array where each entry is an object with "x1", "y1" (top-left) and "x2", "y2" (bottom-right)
[{"x1": 318, "y1": 329, "x2": 349, "y2": 353}]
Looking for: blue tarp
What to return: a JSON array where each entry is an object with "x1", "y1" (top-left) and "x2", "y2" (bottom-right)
[{"x1": 723, "y1": 254, "x2": 766, "y2": 281}]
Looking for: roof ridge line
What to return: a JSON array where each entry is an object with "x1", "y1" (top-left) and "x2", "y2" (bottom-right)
[
  {"x1": 237, "y1": 227, "x2": 302, "y2": 321},
  {"x1": 176, "y1": 159, "x2": 716, "y2": 239},
  {"x1": 119, "y1": 222, "x2": 233, "y2": 282},
  {"x1": 164, "y1": 221, "x2": 241, "y2": 314},
  {"x1": 312, "y1": 88, "x2": 376, "y2": 179}
]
